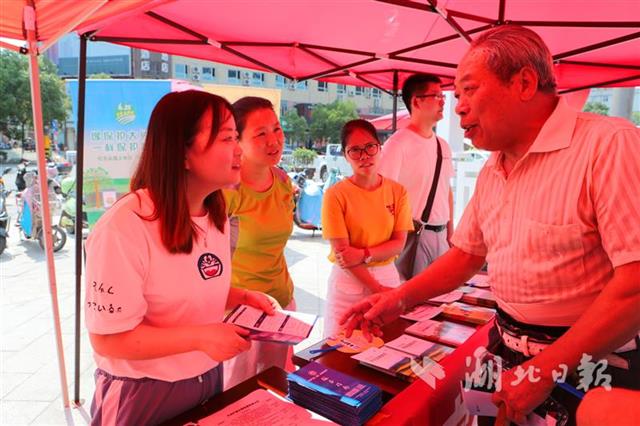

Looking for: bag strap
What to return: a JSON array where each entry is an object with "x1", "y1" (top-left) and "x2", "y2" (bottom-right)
[{"x1": 420, "y1": 136, "x2": 443, "y2": 224}]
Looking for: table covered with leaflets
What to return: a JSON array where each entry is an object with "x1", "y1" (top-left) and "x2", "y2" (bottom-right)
[{"x1": 165, "y1": 274, "x2": 497, "y2": 425}]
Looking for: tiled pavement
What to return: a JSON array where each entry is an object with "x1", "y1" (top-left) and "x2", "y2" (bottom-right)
[{"x1": 0, "y1": 197, "x2": 332, "y2": 425}]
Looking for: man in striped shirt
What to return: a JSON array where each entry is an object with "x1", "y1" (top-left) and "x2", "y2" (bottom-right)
[{"x1": 341, "y1": 24, "x2": 640, "y2": 423}]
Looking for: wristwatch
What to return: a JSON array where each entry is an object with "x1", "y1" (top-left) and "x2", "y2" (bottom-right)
[{"x1": 363, "y1": 247, "x2": 373, "y2": 264}]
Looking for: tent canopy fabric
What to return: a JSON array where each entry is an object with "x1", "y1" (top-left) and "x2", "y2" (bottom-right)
[
  {"x1": 369, "y1": 108, "x2": 410, "y2": 130},
  {"x1": 76, "y1": 0, "x2": 640, "y2": 93},
  {"x1": 0, "y1": 0, "x2": 155, "y2": 53}
]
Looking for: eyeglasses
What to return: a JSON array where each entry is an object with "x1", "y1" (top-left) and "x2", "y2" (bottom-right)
[
  {"x1": 346, "y1": 143, "x2": 380, "y2": 160},
  {"x1": 415, "y1": 93, "x2": 445, "y2": 101}
]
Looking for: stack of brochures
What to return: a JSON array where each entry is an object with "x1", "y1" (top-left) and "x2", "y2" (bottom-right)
[
  {"x1": 460, "y1": 287, "x2": 497, "y2": 308},
  {"x1": 400, "y1": 304, "x2": 443, "y2": 322},
  {"x1": 405, "y1": 319, "x2": 476, "y2": 347},
  {"x1": 352, "y1": 334, "x2": 453, "y2": 381},
  {"x1": 441, "y1": 301, "x2": 495, "y2": 325},
  {"x1": 287, "y1": 362, "x2": 382, "y2": 426},
  {"x1": 427, "y1": 289, "x2": 464, "y2": 305},
  {"x1": 224, "y1": 304, "x2": 317, "y2": 344}
]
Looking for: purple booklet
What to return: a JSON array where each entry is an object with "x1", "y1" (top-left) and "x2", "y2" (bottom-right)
[{"x1": 288, "y1": 361, "x2": 381, "y2": 409}]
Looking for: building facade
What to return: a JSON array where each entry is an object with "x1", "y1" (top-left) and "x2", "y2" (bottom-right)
[{"x1": 170, "y1": 56, "x2": 396, "y2": 117}]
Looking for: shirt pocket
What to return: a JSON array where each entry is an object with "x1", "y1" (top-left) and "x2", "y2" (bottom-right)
[{"x1": 521, "y1": 219, "x2": 585, "y2": 291}]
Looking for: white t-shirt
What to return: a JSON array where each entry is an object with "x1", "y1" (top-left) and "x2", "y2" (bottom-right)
[
  {"x1": 379, "y1": 128, "x2": 454, "y2": 226},
  {"x1": 85, "y1": 189, "x2": 231, "y2": 381}
]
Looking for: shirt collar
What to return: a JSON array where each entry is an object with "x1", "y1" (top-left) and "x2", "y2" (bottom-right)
[
  {"x1": 485, "y1": 96, "x2": 577, "y2": 169},
  {"x1": 528, "y1": 96, "x2": 577, "y2": 153}
]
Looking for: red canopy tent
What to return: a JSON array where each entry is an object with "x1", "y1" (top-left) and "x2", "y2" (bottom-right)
[
  {"x1": 370, "y1": 109, "x2": 411, "y2": 130},
  {"x1": 3, "y1": 0, "x2": 639, "y2": 412},
  {"x1": 76, "y1": 0, "x2": 640, "y2": 93},
  {"x1": 70, "y1": 1, "x2": 639, "y2": 406}
]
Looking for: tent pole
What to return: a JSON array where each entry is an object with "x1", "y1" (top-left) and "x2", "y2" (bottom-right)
[
  {"x1": 73, "y1": 33, "x2": 88, "y2": 405},
  {"x1": 23, "y1": 5, "x2": 70, "y2": 408},
  {"x1": 392, "y1": 70, "x2": 399, "y2": 133}
]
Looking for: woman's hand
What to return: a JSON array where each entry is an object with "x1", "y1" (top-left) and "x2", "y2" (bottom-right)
[
  {"x1": 199, "y1": 323, "x2": 252, "y2": 362},
  {"x1": 335, "y1": 246, "x2": 365, "y2": 268},
  {"x1": 243, "y1": 290, "x2": 277, "y2": 315}
]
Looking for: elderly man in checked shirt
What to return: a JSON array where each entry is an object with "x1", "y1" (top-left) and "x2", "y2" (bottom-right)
[{"x1": 341, "y1": 24, "x2": 640, "y2": 424}]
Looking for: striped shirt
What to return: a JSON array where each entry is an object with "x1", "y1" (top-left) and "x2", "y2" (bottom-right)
[{"x1": 452, "y1": 98, "x2": 640, "y2": 326}]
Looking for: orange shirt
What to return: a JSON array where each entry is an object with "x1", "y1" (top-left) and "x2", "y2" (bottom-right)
[{"x1": 322, "y1": 176, "x2": 413, "y2": 266}]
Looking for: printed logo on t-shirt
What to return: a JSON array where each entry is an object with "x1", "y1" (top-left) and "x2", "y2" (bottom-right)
[
  {"x1": 197, "y1": 253, "x2": 223, "y2": 280},
  {"x1": 386, "y1": 203, "x2": 396, "y2": 216}
]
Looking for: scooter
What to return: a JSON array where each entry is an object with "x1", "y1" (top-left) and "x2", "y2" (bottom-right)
[
  {"x1": 58, "y1": 174, "x2": 88, "y2": 235},
  {"x1": 291, "y1": 167, "x2": 342, "y2": 236},
  {"x1": 16, "y1": 169, "x2": 67, "y2": 252},
  {"x1": 0, "y1": 168, "x2": 12, "y2": 255},
  {"x1": 15, "y1": 159, "x2": 29, "y2": 192}
]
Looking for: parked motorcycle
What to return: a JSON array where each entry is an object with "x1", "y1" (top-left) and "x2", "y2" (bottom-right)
[
  {"x1": 291, "y1": 167, "x2": 342, "y2": 236},
  {"x1": 58, "y1": 174, "x2": 88, "y2": 235},
  {"x1": 16, "y1": 169, "x2": 67, "y2": 252},
  {"x1": 0, "y1": 168, "x2": 12, "y2": 255}
]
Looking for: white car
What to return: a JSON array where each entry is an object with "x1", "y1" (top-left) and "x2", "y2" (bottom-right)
[{"x1": 315, "y1": 144, "x2": 352, "y2": 181}]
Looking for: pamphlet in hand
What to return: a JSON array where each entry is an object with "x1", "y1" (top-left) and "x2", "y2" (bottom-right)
[{"x1": 224, "y1": 304, "x2": 317, "y2": 345}]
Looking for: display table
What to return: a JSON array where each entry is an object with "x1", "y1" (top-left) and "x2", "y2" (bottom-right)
[
  {"x1": 162, "y1": 366, "x2": 290, "y2": 426},
  {"x1": 165, "y1": 320, "x2": 493, "y2": 425},
  {"x1": 294, "y1": 319, "x2": 493, "y2": 425}
]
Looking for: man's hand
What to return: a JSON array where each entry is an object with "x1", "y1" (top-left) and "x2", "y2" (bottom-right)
[
  {"x1": 339, "y1": 288, "x2": 405, "y2": 341},
  {"x1": 335, "y1": 246, "x2": 365, "y2": 268},
  {"x1": 492, "y1": 359, "x2": 556, "y2": 424}
]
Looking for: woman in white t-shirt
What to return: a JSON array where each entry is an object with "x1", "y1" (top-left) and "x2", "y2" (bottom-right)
[{"x1": 84, "y1": 90, "x2": 274, "y2": 425}]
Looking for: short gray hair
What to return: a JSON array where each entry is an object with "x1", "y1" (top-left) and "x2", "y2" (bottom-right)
[{"x1": 471, "y1": 25, "x2": 557, "y2": 93}]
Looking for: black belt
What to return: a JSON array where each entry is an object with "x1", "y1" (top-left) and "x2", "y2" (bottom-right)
[
  {"x1": 423, "y1": 224, "x2": 447, "y2": 232},
  {"x1": 496, "y1": 306, "x2": 569, "y2": 342}
]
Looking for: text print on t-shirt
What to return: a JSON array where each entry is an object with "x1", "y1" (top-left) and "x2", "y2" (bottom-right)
[
  {"x1": 87, "y1": 280, "x2": 122, "y2": 314},
  {"x1": 198, "y1": 253, "x2": 224, "y2": 280},
  {"x1": 386, "y1": 203, "x2": 396, "y2": 216}
]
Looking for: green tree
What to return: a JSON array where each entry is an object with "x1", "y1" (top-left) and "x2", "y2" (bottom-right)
[
  {"x1": 282, "y1": 109, "x2": 308, "y2": 146},
  {"x1": 309, "y1": 100, "x2": 359, "y2": 144},
  {"x1": 631, "y1": 111, "x2": 640, "y2": 126},
  {"x1": 292, "y1": 147, "x2": 317, "y2": 167},
  {"x1": 0, "y1": 50, "x2": 70, "y2": 144},
  {"x1": 583, "y1": 101, "x2": 609, "y2": 116},
  {"x1": 84, "y1": 167, "x2": 112, "y2": 209}
]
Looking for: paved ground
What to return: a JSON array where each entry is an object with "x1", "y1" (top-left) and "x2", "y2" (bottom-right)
[{"x1": 0, "y1": 182, "x2": 332, "y2": 425}]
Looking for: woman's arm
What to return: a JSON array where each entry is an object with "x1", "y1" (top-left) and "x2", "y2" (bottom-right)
[
  {"x1": 90, "y1": 322, "x2": 251, "y2": 363},
  {"x1": 329, "y1": 238, "x2": 390, "y2": 293},
  {"x1": 334, "y1": 231, "x2": 407, "y2": 268}
]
